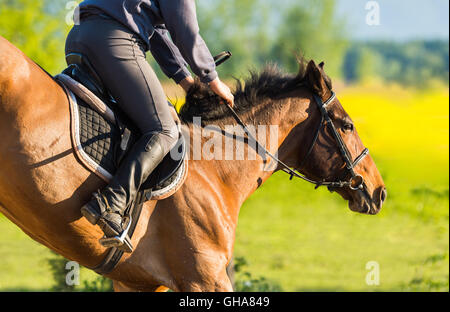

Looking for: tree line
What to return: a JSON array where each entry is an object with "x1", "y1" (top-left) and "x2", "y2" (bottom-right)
[{"x1": 0, "y1": 0, "x2": 448, "y2": 87}]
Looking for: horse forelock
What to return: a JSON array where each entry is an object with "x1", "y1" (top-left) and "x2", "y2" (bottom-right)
[{"x1": 179, "y1": 57, "x2": 332, "y2": 126}]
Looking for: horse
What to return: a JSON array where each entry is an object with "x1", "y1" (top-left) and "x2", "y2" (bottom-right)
[{"x1": 0, "y1": 36, "x2": 386, "y2": 292}]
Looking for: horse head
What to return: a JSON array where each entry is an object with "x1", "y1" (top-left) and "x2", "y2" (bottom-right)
[{"x1": 279, "y1": 60, "x2": 386, "y2": 215}]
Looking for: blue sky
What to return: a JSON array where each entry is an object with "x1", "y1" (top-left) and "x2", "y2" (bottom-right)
[{"x1": 336, "y1": 0, "x2": 449, "y2": 40}]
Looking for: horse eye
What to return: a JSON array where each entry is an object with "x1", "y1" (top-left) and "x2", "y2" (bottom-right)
[{"x1": 343, "y1": 123, "x2": 354, "y2": 132}]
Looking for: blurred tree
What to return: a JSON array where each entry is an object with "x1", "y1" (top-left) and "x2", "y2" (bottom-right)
[
  {"x1": 196, "y1": 0, "x2": 272, "y2": 78},
  {"x1": 343, "y1": 40, "x2": 449, "y2": 86},
  {"x1": 197, "y1": 0, "x2": 348, "y2": 78},
  {"x1": 343, "y1": 46, "x2": 382, "y2": 84},
  {"x1": 271, "y1": 0, "x2": 348, "y2": 78},
  {"x1": 0, "y1": 0, "x2": 68, "y2": 74}
]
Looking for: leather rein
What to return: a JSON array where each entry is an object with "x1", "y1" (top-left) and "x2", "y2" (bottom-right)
[{"x1": 225, "y1": 91, "x2": 370, "y2": 193}]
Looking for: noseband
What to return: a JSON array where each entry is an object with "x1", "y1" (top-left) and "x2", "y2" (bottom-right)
[{"x1": 226, "y1": 91, "x2": 370, "y2": 193}]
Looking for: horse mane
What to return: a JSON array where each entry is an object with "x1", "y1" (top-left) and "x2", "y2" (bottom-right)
[{"x1": 179, "y1": 57, "x2": 332, "y2": 125}]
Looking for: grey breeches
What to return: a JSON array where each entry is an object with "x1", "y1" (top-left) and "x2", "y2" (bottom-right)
[{"x1": 65, "y1": 15, "x2": 178, "y2": 155}]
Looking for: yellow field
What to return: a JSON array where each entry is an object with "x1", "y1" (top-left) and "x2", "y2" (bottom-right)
[{"x1": 339, "y1": 83, "x2": 449, "y2": 165}]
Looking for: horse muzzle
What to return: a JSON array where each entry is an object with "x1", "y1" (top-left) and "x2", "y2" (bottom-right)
[{"x1": 347, "y1": 186, "x2": 387, "y2": 215}]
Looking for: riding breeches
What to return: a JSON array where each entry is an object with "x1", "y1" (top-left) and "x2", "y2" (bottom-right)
[{"x1": 65, "y1": 15, "x2": 178, "y2": 155}]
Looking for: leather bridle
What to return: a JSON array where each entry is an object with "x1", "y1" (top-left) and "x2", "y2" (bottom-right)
[{"x1": 226, "y1": 91, "x2": 370, "y2": 194}]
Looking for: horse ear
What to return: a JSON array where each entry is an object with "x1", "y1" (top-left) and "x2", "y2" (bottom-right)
[
  {"x1": 318, "y1": 61, "x2": 325, "y2": 69},
  {"x1": 306, "y1": 60, "x2": 331, "y2": 99}
]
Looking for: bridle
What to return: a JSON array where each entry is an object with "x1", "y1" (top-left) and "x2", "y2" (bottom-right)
[
  {"x1": 225, "y1": 91, "x2": 370, "y2": 194},
  {"x1": 295, "y1": 91, "x2": 370, "y2": 191}
]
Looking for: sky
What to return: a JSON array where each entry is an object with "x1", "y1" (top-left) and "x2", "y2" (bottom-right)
[{"x1": 336, "y1": 0, "x2": 449, "y2": 40}]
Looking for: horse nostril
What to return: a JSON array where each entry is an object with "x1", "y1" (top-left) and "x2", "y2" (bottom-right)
[{"x1": 380, "y1": 188, "x2": 387, "y2": 203}]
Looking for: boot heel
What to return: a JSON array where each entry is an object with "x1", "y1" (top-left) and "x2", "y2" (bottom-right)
[{"x1": 81, "y1": 204, "x2": 100, "y2": 225}]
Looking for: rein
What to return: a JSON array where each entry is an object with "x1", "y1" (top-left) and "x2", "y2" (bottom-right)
[{"x1": 225, "y1": 91, "x2": 370, "y2": 192}]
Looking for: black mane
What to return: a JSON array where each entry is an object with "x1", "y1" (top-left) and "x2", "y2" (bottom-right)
[{"x1": 179, "y1": 59, "x2": 331, "y2": 124}]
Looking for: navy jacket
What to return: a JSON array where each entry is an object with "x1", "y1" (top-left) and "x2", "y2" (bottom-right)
[{"x1": 78, "y1": 0, "x2": 217, "y2": 83}]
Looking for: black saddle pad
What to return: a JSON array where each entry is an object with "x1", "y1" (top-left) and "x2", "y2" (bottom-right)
[{"x1": 78, "y1": 98, "x2": 120, "y2": 175}]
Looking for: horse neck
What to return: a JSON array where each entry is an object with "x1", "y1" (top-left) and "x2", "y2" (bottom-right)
[{"x1": 187, "y1": 92, "x2": 311, "y2": 209}]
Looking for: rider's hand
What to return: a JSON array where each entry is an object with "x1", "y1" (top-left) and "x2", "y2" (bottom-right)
[
  {"x1": 179, "y1": 76, "x2": 195, "y2": 93},
  {"x1": 209, "y1": 77, "x2": 234, "y2": 107}
]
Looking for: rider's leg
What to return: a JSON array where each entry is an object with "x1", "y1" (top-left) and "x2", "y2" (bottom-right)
[{"x1": 65, "y1": 16, "x2": 178, "y2": 247}]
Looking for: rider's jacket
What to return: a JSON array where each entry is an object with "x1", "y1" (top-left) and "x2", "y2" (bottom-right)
[{"x1": 78, "y1": 0, "x2": 217, "y2": 83}]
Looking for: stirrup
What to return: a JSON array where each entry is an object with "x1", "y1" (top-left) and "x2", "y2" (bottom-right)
[{"x1": 99, "y1": 215, "x2": 133, "y2": 253}]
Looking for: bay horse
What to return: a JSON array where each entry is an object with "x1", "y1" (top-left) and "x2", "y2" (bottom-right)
[{"x1": 0, "y1": 36, "x2": 386, "y2": 292}]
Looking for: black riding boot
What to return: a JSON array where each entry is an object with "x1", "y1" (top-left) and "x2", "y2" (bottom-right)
[{"x1": 81, "y1": 133, "x2": 165, "y2": 252}]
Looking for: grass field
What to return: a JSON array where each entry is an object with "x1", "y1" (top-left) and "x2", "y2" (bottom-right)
[{"x1": 0, "y1": 83, "x2": 448, "y2": 291}]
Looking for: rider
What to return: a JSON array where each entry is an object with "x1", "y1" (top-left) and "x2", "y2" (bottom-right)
[{"x1": 66, "y1": 0, "x2": 234, "y2": 249}]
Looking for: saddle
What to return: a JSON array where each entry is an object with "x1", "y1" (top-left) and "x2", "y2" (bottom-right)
[{"x1": 57, "y1": 53, "x2": 188, "y2": 202}]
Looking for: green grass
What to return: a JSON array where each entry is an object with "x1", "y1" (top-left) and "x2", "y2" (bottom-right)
[
  {"x1": 0, "y1": 86, "x2": 448, "y2": 291},
  {"x1": 0, "y1": 217, "x2": 102, "y2": 291},
  {"x1": 0, "y1": 217, "x2": 54, "y2": 291},
  {"x1": 234, "y1": 166, "x2": 448, "y2": 291}
]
